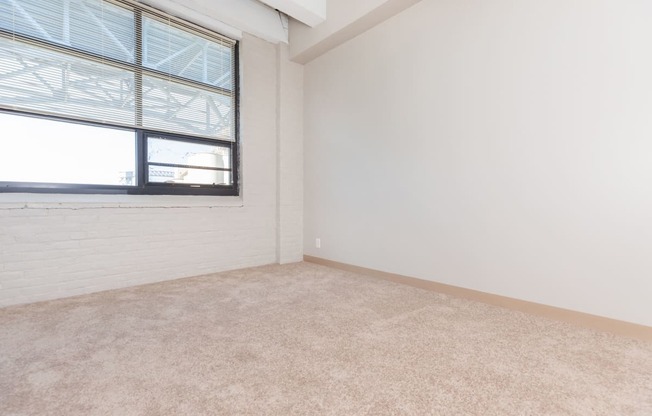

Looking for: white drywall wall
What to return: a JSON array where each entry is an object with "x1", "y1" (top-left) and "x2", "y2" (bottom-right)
[{"x1": 303, "y1": 0, "x2": 652, "y2": 326}]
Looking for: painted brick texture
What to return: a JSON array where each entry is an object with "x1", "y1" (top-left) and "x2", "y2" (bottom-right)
[{"x1": 277, "y1": 43, "x2": 304, "y2": 264}]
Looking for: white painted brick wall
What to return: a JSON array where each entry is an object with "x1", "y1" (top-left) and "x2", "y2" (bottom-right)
[{"x1": 0, "y1": 33, "x2": 304, "y2": 307}]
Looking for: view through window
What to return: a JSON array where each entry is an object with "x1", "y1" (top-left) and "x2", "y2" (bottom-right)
[{"x1": 0, "y1": 0, "x2": 238, "y2": 195}]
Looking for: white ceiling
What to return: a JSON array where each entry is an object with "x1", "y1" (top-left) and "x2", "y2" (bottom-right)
[
  {"x1": 142, "y1": 0, "x2": 286, "y2": 43},
  {"x1": 144, "y1": 0, "x2": 418, "y2": 63},
  {"x1": 142, "y1": 0, "x2": 325, "y2": 45}
]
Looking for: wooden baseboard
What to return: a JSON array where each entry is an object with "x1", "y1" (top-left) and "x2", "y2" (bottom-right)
[{"x1": 303, "y1": 255, "x2": 652, "y2": 342}]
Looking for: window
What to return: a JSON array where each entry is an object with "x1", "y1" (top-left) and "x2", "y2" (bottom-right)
[{"x1": 0, "y1": 0, "x2": 238, "y2": 195}]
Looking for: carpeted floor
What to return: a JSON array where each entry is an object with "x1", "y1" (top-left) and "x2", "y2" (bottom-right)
[{"x1": 0, "y1": 262, "x2": 651, "y2": 415}]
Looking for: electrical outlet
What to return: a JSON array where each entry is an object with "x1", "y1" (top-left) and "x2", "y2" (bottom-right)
[{"x1": 315, "y1": 238, "x2": 321, "y2": 249}]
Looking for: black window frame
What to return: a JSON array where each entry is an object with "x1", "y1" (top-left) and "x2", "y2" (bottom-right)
[{"x1": 0, "y1": 0, "x2": 240, "y2": 197}]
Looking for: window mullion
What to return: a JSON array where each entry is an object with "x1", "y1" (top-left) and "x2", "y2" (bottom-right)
[
  {"x1": 137, "y1": 129, "x2": 146, "y2": 188},
  {"x1": 135, "y1": 8, "x2": 143, "y2": 127},
  {"x1": 134, "y1": 9, "x2": 144, "y2": 189}
]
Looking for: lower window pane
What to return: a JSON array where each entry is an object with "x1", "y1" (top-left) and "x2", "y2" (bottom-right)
[
  {"x1": 147, "y1": 135, "x2": 232, "y2": 186},
  {"x1": 0, "y1": 113, "x2": 136, "y2": 186},
  {"x1": 148, "y1": 165, "x2": 230, "y2": 185}
]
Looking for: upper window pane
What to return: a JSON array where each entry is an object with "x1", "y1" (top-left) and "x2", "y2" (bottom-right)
[
  {"x1": 0, "y1": 0, "x2": 135, "y2": 63},
  {"x1": 142, "y1": 16, "x2": 233, "y2": 90},
  {"x1": 0, "y1": 37, "x2": 135, "y2": 126},
  {"x1": 142, "y1": 74, "x2": 234, "y2": 140},
  {"x1": 0, "y1": 112, "x2": 136, "y2": 186}
]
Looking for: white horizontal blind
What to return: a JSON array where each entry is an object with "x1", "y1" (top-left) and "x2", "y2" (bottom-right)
[{"x1": 0, "y1": 0, "x2": 236, "y2": 141}]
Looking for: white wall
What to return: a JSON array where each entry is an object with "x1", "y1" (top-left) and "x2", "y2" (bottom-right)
[
  {"x1": 0, "y1": 33, "x2": 304, "y2": 307},
  {"x1": 303, "y1": 0, "x2": 652, "y2": 326}
]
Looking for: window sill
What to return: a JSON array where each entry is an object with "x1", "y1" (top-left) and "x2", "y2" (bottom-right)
[{"x1": 0, "y1": 193, "x2": 244, "y2": 210}]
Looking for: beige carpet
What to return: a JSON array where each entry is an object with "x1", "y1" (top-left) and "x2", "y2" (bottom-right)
[{"x1": 1, "y1": 262, "x2": 651, "y2": 415}]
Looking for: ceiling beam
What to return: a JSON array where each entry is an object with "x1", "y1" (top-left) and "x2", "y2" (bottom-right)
[
  {"x1": 257, "y1": 0, "x2": 326, "y2": 27},
  {"x1": 289, "y1": 0, "x2": 422, "y2": 63}
]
